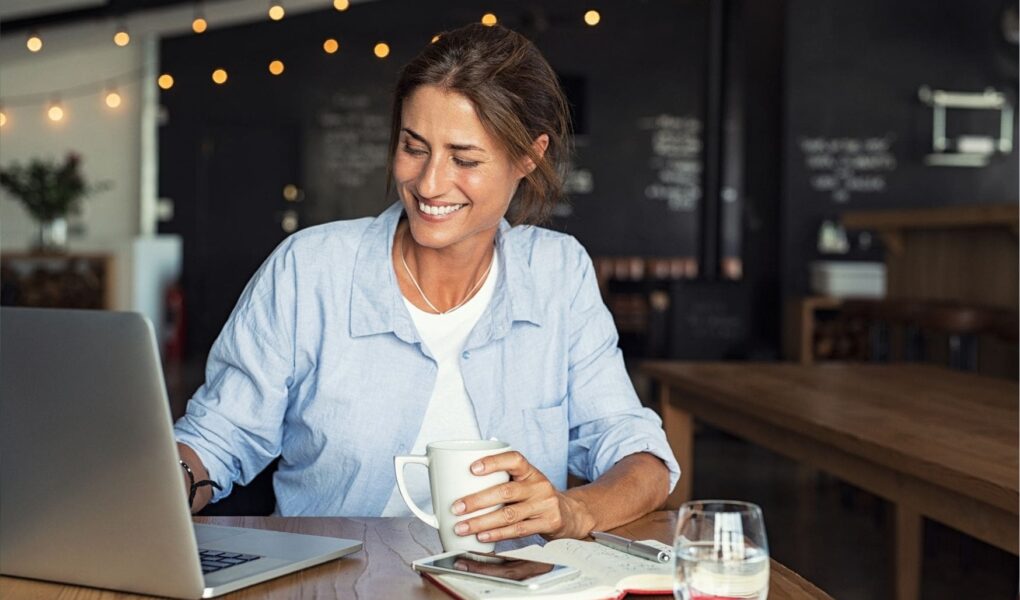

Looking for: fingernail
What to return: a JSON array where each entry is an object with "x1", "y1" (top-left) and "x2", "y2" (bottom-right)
[
  {"x1": 454, "y1": 523, "x2": 469, "y2": 535},
  {"x1": 471, "y1": 462, "x2": 484, "y2": 474},
  {"x1": 452, "y1": 501, "x2": 466, "y2": 515},
  {"x1": 477, "y1": 533, "x2": 490, "y2": 542}
]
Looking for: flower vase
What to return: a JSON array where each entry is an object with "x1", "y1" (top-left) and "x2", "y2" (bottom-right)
[{"x1": 36, "y1": 217, "x2": 68, "y2": 253}]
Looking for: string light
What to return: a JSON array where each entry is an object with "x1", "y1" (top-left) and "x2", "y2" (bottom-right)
[
  {"x1": 114, "y1": 23, "x2": 131, "y2": 47},
  {"x1": 192, "y1": 15, "x2": 208, "y2": 33},
  {"x1": 48, "y1": 100, "x2": 65, "y2": 122},
  {"x1": 374, "y1": 42, "x2": 390, "y2": 58},
  {"x1": 211, "y1": 68, "x2": 228, "y2": 84},
  {"x1": 26, "y1": 32, "x2": 43, "y2": 52},
  {"x1": 584, "y1": 10, "x2": 601, "y2": 26},
  {"x1": 431, "y1": 34, "x2": 441, "y2": 43},
  {"x1": 481, "y1": 13, "x2": 497, "y2": 26},
  {"x1": 268, "y1": 2, "x2": 285, "y2": 21},
  {"x1": 0, "y1": 69, "x2": 143, "y2": 126},
  {"x1": 333, "y1": 0, "x2": 349, "y2": 11},
  {"x1": 158, "y1": 73, "x2": 175, "y2": 90},
  {"x1": 268, "y1": 60, "x2": 285, "y2": 75},
  {"x1": 105, "y1": 90, "x2": 122, "y2": 108},
  {"x1": 323, "y1": 38, "x2": 339, "y2": 54}
]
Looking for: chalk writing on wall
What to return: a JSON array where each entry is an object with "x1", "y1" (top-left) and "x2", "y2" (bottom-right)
[
  {"x1": 319, "y1": 93, "x2": 390, "y2": 189},
  {"x1": 639, "y1": 114, "x2": 703, "y2": 211},
  {"x1": 800, "y1": 135, "x2": 897, "y2": 203}
]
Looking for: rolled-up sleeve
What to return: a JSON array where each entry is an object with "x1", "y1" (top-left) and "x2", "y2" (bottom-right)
[
  {"x1": 173, "y1": 242, "x2": 296, "y2": 502},
  {"x1": 564, "y1": 242, "x2": 680, "y2": 492}
]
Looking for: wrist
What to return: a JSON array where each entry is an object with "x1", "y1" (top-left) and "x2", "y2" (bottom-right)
[{"x1": 558, "y1": 491, "x2": 598, "y2": 539}]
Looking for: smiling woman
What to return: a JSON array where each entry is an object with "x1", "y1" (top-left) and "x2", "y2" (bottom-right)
[{"x1": 172, "y1": 23, "x2": 679, "y2": 544}]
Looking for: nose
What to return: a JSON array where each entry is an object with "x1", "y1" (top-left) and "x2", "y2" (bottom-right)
[{"x1": 414, "y1": 154, "x2": 449, "y2": 199}]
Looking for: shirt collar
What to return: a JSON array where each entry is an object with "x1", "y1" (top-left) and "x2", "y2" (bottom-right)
[{"x1": 349, "y1": 202, "x2": 542, "y2": 341}]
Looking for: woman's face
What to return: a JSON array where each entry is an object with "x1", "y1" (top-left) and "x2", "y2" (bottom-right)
[{"x1": 393, "y1": 85, "x2": 526, "y2": 253}]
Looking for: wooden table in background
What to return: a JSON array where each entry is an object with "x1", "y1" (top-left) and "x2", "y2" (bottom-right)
[
  {"x1": 0, "y1": 512, "x2": 832, "y2": 599},
  {"x1": 643, "y1": 361, "x2": 1019, "y2": 600}
]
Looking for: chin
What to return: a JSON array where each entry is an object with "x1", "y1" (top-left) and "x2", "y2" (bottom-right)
[{"x1": 406, "y1": 221, "x2": 462, "y2": 250}]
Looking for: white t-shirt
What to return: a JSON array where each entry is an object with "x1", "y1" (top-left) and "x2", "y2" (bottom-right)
[{"x1": 380, "y1": 249, "x2": 499, "y2": 516}]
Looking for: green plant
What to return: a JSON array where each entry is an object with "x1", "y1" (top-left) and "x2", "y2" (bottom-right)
[{"x1": 0, "y1": 152, "x2": 109, "y2": 222}]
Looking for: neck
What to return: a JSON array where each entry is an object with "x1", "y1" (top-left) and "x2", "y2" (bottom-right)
[{"x1": 396, "y1": 222, "x2": 496, "y2": 313}]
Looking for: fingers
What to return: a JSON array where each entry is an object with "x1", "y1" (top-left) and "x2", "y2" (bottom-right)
[
  {"x1": 454, "y1": 480, "x2": 527, "y2": 516},
  {"x1": 469, "y1": 451, "x2": 536, "y2": 480},
  {"x1": 454, "y1": 493, "x2": 562, "y2": 542},
  {"x1": 453, "y1": 451, "x2": 566, "y2": 542}
]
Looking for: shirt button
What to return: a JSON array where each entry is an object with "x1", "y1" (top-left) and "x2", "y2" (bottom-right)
[{"x1": 462, "y1": 351, "x2": 471, "y2": 360}]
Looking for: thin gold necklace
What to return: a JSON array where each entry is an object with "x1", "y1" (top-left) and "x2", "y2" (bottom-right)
[{"x1": 398, "y1": 227, "x2": 493, "y2": 315}]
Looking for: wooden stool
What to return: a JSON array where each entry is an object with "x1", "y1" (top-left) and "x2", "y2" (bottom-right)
[
  {"x1": 840, "y1": 299, "x2": 927, "y2": 362},
  {"x1": 916, "y1": 303, "x2": 996, "y2": 371}
]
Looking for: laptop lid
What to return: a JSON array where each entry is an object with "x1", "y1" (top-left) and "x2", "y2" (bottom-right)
[{"x1": 1, "y1": 307, "x2": 206, "y2": 598}]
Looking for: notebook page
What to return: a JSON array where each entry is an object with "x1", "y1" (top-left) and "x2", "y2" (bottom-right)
[{"x1": 505, "y1": 539, "x2": 672, "y2": 590}]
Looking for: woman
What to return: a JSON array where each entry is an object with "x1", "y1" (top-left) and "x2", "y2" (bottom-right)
[{"x1": 175, "y1": 23, "x2": 678, "y2": 544}]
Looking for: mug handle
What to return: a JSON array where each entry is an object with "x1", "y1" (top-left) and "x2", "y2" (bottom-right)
[{"x1": 393, "y1": 455, "x2": 439, "y2": 529}]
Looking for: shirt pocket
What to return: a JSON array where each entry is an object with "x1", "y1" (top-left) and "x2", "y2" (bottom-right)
[{"x1": 519, "y1": 400, "x2": 570, "y2": 489}]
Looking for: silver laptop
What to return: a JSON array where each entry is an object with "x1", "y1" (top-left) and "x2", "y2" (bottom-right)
[{"x1": 0, "y1": 307, "x2": 362, "y2": 598}]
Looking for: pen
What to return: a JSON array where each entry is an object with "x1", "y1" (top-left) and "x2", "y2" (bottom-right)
[{"x1": 591, "y1": 531, "x2": 672, "y2": 563}]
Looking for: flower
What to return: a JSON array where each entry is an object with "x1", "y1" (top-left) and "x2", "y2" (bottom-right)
[{"x1": 0, "y1": 152, "x2": 110, "y2": 223}]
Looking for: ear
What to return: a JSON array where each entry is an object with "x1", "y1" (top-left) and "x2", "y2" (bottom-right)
[{"x1": 518, "y1": 134, "x2": 550, "y2": 176}]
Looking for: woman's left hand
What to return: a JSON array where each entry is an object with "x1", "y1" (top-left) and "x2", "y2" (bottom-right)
[{"x1": 450, "y1": 451, "x2": 595, "y2": 543}]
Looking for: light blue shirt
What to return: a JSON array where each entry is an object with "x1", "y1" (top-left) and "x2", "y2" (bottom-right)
[{"x1": 174, "y1": 202, "x2": 680, "y2": 516}]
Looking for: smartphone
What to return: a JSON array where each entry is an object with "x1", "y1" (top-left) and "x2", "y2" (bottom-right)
[{"x1": 414, "y1": 551, "x2": 580, "y2": 589}]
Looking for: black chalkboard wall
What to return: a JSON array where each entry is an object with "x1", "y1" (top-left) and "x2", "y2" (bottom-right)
[
  {"x1": 781, "y1": 0, "x2": 1020, "y2": 296},
  {"x1": 159, "y1": 0, "x2": 711, "y2": 354}
]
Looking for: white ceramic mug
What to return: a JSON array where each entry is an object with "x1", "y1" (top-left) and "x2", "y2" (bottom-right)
[{"x1": 394, "y1": 440, "x2": 511, "y2": 552}]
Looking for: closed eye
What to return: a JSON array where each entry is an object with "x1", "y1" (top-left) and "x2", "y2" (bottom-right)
[
  {"x1": 453, "y1": 157, "x2": 480, "y2": 168},
  {"x1": 401, "y1": 143, "x2": 428, "y2": 157}
]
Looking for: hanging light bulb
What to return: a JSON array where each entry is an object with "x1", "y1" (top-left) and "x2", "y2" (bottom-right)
[
  {"x1": 113, "y1": 23, "x2": 131, "y2": 47},
  {"x1": 192, "y1": 1, "x2": 208, "y2": 33},
  {"x1": 268, "y1": 1, "x2": 285, "y2": 21},
  {"x1": 192, "y1": 11, "x2": 208, "y2": 33},
  {"x1": 584, "y1": 10, "x2": 601, "y2": 26},
  {"x1": 481, "y1": 13, "x2": 497, "y2": 26},
  {"x1": 373, "y1": 42, "x2": 390, "y2": 58},
  {"x1": 105, "y1": 89, "x2": 122, "y2": 108},
  {"x1": 323, "y1": 38, "x2": 339, "y2": 54},
  {"x1": 268, "y1": 60, "x2": 285, "y2": 75},
  {"x1": 48, "y1": 100, "x2": 65, "y2": 122},
  {"x1": 26, "y1": 32, "x2": 43, "y2": 52},
  {"x1": 158, "y1": 73, "x2": 175, "y2": 90},
  {"x1": 333, "y1": 0, "x2": 349, "y2": 11},
  {"x1": 211, "y1": 68, "x2": 228, "y2": 84}
]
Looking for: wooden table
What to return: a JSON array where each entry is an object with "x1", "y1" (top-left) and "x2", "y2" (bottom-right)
[
  {"x1": 643, "y1": 361, "x2": 1019, "y2": 600},
  {"x1": 0, "y1": 512, "x2": 832, "y2": 599}
]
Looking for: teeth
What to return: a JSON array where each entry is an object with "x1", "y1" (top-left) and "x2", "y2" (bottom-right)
[{"x1": 418, "y1": 201, "x2": 465, "y2": 216}]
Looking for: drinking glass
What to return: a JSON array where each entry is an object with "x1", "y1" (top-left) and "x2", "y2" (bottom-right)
[{"x1": 673, "y1": 500, "x2": 770, "y2": 600}]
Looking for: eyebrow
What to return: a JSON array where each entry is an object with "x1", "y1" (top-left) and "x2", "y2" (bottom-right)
[{"x1": 402, "y1": 127, "x2": 487, "y2": 153}]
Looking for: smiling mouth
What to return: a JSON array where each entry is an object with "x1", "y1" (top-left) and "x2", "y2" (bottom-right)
[{"x1": 417, "y1": 200, "x2": 467, "y2": 216}]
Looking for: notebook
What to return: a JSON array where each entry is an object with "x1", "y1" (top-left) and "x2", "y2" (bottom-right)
[
  {"x1": 0, "y1": 307, "x2": 362, "y2": 598},
  {"x1": 415, "y1": 538, "x2": 673, "y2": 600}
]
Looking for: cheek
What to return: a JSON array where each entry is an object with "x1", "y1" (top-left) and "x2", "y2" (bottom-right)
[
  {"x1": 393, "y1": 155, "x2": 420, "y2": 183},
  {"x1": 461, "y1": 170, "x2": 518, "y2": 206}
]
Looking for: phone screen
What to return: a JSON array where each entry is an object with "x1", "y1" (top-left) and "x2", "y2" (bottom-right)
[{"x1": 418, "y1": 551, "x2": 576, "y2": 587}]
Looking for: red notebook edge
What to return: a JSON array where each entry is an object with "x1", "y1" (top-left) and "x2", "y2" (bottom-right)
[{"x1": 418, "y1": 571, "x2": 669, "y2": 600}]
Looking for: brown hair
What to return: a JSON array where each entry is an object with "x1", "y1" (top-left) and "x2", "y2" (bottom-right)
[{"x1": 386, "y1": 23, "x2": 571, "y2": 226}]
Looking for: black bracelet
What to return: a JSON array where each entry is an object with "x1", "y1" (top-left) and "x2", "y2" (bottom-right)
[{"x1": 179, "y1": 459, "x2": 223, "y2": 510}]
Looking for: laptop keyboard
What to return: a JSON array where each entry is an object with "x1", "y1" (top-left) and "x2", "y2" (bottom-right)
[{"x1": 199, "y1": 549, "x2": 261, "y2": 574}]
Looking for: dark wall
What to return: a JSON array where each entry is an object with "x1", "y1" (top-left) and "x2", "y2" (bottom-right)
[
  {"x1": 781, "y1": 0, "x2": 1020, "y2": 297},
  {"x1": 159, "y1": 0, "x2": 715, "y2": 355}
]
